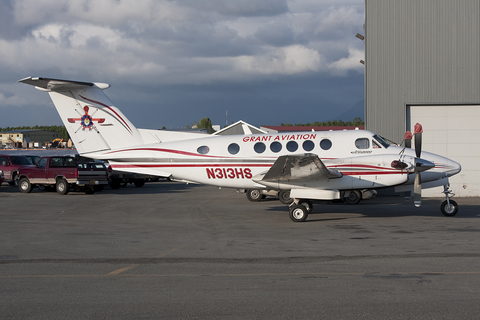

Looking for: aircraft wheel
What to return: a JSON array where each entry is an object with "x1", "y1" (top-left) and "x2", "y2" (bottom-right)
[
  {"x1": 441, "y1": 200, "x2": 458, "y2": 217},
  {"x1": 56, "y1": 179, "x2": 70, "y2": 195},
  {"x1": 289, "y1": 205, "x2": 308, "y2": 222},
  {"x1": 246, "y1": 189, "x2": 264, "y2": 202},
  {"x1": 134, "y1": 179, "x2": 145, "y2": 187},
  {"x1": 18, "y1": 177, "x2": 33, "y2": 193},
  {"x1": 278, "y1": 190, "x2": 293, "y2": 204},
  {"x1": 345, "y1": 190, "x2": 362, "y2": 205},
  {"x1": 298, "y1": 199, "x2": 313, "y2": 214}
]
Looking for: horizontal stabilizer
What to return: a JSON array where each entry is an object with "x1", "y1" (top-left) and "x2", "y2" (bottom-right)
[
  {"x1": 261, "y1": 154, "x2": 342, "y2": 183},
  {"x1": 18, "y1": 77, "x2": 110, "y2": 92}
]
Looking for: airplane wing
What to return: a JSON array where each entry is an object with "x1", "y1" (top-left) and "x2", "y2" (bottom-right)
[{"x1": 253, "y1": 154, "x2": 342, "y2": 188}]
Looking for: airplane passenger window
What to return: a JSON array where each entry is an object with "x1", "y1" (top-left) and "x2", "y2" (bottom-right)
[
  {"x1": 320, "y1": 139, "x2": 332, "y2": 150},
  {"x1": 286, "y1": 141, "x2": 298, "y2": 152},
  {"x1": 302, "y1": 140, "x2": 314, "y2": 152},
  {"x1": 197, "y1": 145, "x2": 210, "y2": 154},
  {"x1": 228, "y1": 143, "x2": 240, "y2": 155},
  {"x1": 355, "y1": 138, "x2": 370, "y2": 149},
  {"x1": 270, "y1": 141, "x2": 282, "y2": 153},
  {"x1": 254, "y1": 142, "x2": 266, "y2": 153}
]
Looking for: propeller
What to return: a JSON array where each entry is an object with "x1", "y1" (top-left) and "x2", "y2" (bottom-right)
[
  {"x1": 404, "y1": 131, "x2": 412, "y2": 149},
  {"x1": 413, "y1": 123, "x2": 423, "y2": 207}
]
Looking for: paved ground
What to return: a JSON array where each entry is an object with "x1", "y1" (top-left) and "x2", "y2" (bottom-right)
[{"x1": 1, "y1": 181, "x2": 480, "y2": 319}]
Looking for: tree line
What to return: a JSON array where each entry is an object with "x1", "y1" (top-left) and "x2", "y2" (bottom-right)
[
  {"x1": 0, "y1": 125, "x2": 70, "y2": 140},
  {"x1": 280, "y1": 117, "x2": 364, "y2": 127}
]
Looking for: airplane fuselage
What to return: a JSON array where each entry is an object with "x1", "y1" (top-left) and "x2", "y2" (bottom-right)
[{"x1": 87, "y1": 129, "x2": 460, "y2": 193}]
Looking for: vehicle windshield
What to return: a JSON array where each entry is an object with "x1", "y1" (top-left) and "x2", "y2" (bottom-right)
[
  {"x1": 10, "y1": 156, "x2": 33, "y2": 165},
  {"x1": 373, "y1": 135, "x2": 390, "y2": 149}
]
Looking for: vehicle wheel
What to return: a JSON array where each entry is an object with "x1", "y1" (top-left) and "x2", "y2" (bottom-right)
[
  {"x1": 299, "y1": 199, "x2": 313, "y2": 214},
  {"x1": 278, "y1": 190, "x2": 293, "y2": 204},
  {"x1": 110, "y1": 179, "x2": 121, "y2": 189},
  {"x1": 246, "y1": 189, "x2": 263, "y2": 202},
  {"x1": 84, "y1": 186, "x2": 95, "y2": 194},
  {"x1": 134, "y1": 179, "x2": 145, "y2": 187},
  {"x1": 345, "y1": 190, "x2": 362, "y2": 205},
  {"x1": 441, "y1": 200, "x2": 458, "y2": 217},
  {"x1": 289, "y1": 205, "x2": 308, "y2": 222},
  {"x1": 18, "y1": 177, "x2": 33, "y2": 193},
  {"x1": 56, "y1": 179, "x2": 70, "y2": 195}
]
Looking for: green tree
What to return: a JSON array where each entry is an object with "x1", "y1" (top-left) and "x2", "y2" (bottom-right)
[{"x1": 198, "y1": 117, "x2": 214, "y2": 133}]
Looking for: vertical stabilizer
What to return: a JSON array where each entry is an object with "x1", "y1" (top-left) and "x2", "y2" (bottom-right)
[{"x1": 19, "y1": 77, "x2": 143, "y2": 155}]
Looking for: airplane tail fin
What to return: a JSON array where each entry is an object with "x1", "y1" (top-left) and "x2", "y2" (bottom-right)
[{"x1": 18, "y1": 77, "x2": 143, "y2": 155}]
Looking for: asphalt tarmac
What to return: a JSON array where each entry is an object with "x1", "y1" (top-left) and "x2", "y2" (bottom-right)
[{"x1": 1, "y1": 181, "x2": 480, "y2": 319}]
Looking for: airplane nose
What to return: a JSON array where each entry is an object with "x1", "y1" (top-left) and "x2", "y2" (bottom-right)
[{"x1": 447, "y1": 159, "x2": 462, "y2": 176}]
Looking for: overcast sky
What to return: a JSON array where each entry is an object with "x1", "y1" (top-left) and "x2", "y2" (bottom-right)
[{"x1": 0, "y1": 0, "x2": 365, "y2": 129}]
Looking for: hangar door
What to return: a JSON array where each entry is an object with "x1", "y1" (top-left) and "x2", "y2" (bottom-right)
[{"x1": 408, "y1": 105, "x2": 480, "y2": 197}]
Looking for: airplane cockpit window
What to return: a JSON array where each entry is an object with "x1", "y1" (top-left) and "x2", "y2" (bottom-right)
[
  {"x1": 228, "y1": 143, "x2": 240, "y2": 155},
  {"x1": 303, "y1": 140, "x2": 314, "y2": 152},
  {"x1": 320, "y1": 139, "x2": 332, "y2": 150},
  {"x1": 270, "y1": 141, "x2": 282, "y2": 153},
  {"x1": 254, "y1": 142, "x2": 266, "y2": 153},
  {"x1": 197, "y1": 146, "x2": 210, "y2": 155},
  {"x1": 286, "y1": 141, "x2": 298, "y2": 152},
  {"x1": 373, "y1": 134, "x2": 389, "y2": 148},
  {"x1": 355, "y1": 138, "x2": 370, "y2": 149}
]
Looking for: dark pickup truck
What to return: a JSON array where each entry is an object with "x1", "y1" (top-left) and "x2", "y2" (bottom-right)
[{"x1": 17, "y1": 156, "x2": 109, "y2": 195}]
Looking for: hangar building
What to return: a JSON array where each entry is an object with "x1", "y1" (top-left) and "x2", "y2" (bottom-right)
[{"x1": 364, "y1": 0, "x2": 480, "y2": 197}]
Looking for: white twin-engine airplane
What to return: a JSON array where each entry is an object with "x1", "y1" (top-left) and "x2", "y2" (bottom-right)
[{"x1": 19, "y1": 77, "x2": 462, "y2": 222}]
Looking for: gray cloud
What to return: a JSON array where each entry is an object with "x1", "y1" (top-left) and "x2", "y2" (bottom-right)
[{"x1": 0, "y1": 0, "x2": 365, "y2": 129}]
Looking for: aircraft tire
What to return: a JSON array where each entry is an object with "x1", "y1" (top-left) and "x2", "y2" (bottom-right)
[
  {"x1": 18, "y1": 177, "x2": 33, "y2": 193},
  {"x1": 345, "y1": 190, "x2": 362, "y2": 205},
  {"x1": 278, "y1": 190, "x2": 293, "y2": 204},
  {"x1": 441, "y1": 200, "x2": 458, "y2": 217},
  {"x1": 289, "y1": 205, "x2": 308, "y2": 222},
  {"x1": 134, "y1": 179, "x2": 145, "y2": 188},
  {"x1": 299, "y1": 199, "x2": 313, "y2": 214},
  {"x1": 246, "y1": 189, "x2": 263, "y2": 202}
]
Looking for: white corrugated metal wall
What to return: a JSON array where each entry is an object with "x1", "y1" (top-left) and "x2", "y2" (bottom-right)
[
  {"x1": 365, "y1": 0, "x2": 480, "y2": 143},
  {"x1": 365, "y1": 0, "x2": 480, "y2": 197}
]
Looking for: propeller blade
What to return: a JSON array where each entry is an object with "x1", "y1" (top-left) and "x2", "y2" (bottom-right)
[
  {"x1": 414, "y1": 171, "x2": 421, "y2": 207},
  {"x1": 404, "y1": 131, "x2": 412, "y2": 148},
  {"x1": 413, "y1": 123, "x2": 423, "y2": 158}
]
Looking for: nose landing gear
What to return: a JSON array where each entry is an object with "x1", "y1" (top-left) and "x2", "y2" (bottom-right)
[{"x1": 440, "y1": 184, "x2": 458, "y2": 216}]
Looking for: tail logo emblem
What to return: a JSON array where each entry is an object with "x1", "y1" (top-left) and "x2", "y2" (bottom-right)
[{"x1": 68, "y1": 106, "x2": 105, "y2": 131}]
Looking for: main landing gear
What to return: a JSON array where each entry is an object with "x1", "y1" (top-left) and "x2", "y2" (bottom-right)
[
  {"x1": 440, "y1": 184, "x2": 458, "y2": 216},
  {"x1": 288, "y1": 199, "x2": 313, "y2": 222}
]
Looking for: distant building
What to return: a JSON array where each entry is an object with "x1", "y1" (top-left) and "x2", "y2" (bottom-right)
[
  {"x1": 0, "y1": 130, "x2": 60, "y2": 148},
  {"x1": 260, "y1": 126, "x2": 364, "y2": 134}
]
